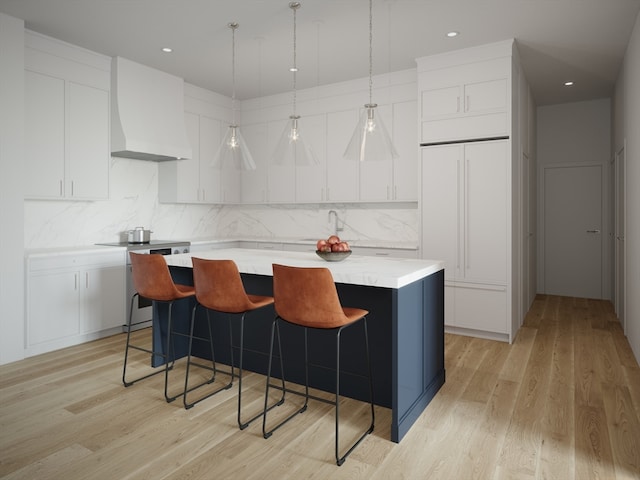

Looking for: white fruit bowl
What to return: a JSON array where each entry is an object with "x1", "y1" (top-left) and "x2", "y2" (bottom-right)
[{"x1": 316, "y1": 250, "x2": 352, "y2": 262}]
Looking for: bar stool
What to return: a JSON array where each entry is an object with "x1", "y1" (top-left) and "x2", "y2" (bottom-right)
[
  {"x1": 122, "y1": 252, "x2": 195, "y2": 404},
  {"x1": 263, "y1": 263, "x2": 375, "y2": 466},
  {"x1": 188, "y1": 258, "x2": 283, "y2": 427}
]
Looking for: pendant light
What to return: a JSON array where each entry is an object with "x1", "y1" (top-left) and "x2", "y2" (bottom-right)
[
  {"x1": 272, "y1": 1, "x2": 318, "y2": 166},
  {"x1": 344, "y1": 0, "x2": 398, "y2": 162},
  {"x1": 213, "y1": 22, "x2": 256, "y2": 170}
]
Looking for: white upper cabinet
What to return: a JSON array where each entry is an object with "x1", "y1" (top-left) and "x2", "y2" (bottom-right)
[
  {"x1": 359, "y1": 100, "x2": 419, "y2": 202},
  {"x1": 418, "y1": 46, "x2": 511, "y2": 144},
  {"x1": 241, "y1": 122, "x2": 268, "y2": 204},
  {"x1": 25, "y1": 71, "x2": 65, "y2": 198},
  {"x1": 295, "y1": 113, "x2": 327, "y2": 203},
  {"x1": 24, "y1": 32, "x2": 110, "y2": 201},
  {"x1": 25, "y1": 71, "x2": 109, "y2": 200},
  {"x1": 158, "y1": 112, "x2": 235, "y2": 204},
  {"x1": 392, "y1": 100, "x2": 419, "y2": 201},
  {"x1": 359, "y1": 104, "x2": 394, "y2": 202},
  {"x1": 326, "y1": 109, "x2": 359, "y2": 202},
  {"x1": 267, "y1": 119, "x2": 296, "y2": 203}
]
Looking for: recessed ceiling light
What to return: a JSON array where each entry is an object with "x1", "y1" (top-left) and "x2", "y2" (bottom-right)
[
  {"x1": 161, "y1": 47, "x2": 173, "y2": 53},
  {"x1": 564, "y1": 81, "x2": 574, "y2": 86},
  {"x1": 446, "y1": 31, "x2": 459, "y2": 38}
]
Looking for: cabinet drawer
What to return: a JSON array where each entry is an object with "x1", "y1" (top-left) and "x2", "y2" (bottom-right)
[
  {"x1": 421, "y1": 112, "x2": 508, "y2": 143},
  {"x1": 28, "y1": 250, "x2": 125, "y2": 272},
  {"x1": 453, "y1": 284, "x2": 507, "y2": 334}
]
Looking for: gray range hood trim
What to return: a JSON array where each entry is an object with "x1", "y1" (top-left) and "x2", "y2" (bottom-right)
[{"x1": 111, "y1": 56, "x2": 192, "y2": 162}]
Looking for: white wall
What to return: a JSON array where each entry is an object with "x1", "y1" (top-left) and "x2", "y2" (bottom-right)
[
  {"x1": 0, "y1": 13, "x2": 25, "y2": 365},
  {"x1": 618, "y1": 11, "x2": 640, "y2": 363},
  {"x1": 536, "y1": 99, "x2": 612, "y2": 296}
]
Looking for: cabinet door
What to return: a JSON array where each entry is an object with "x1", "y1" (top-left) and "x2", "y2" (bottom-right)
[
  {"x1": 82, "y1": 265, "x2": 126, "y2": 333},
  {"x1": 296, "y1": 113, "x2": 326, "y2": 203},
  {"x1": 67, "y1": 82, "x2": 109, "y2": 199},
  {"x1": 199, "y1": 115, "x2": 222, "y2": 203},
  {"x1": 25, "y1": 70, "x2": 65, "y2": 198},
  {"x1": 326, "y1": 110, "x2": 359, "y2": 202},
  {"x1": 392, "y1": 100, "x2": 418, "y2": 201},
  {"x1": 180, "y1": 112, "x2": 201, "y2": 202},
  {"x1": 421, "y1": 85, "x2": 461, "y2": 119},
  {"x1": 241, "y1": 123, "x2": 267, "y2": 203},
  {"x1": 464, "y1": 141, "x2": 508, "y2": 284},
  {"x1": 360, "y1": 105, "x2": 394, "y2": 202},
  {"x1": 267, "y1": 119, "x2": 295, "y2": 203},
  {"x1": 464, "y1": 78, "x2": 507, "y2": 114},
  {"x1": 28, "y1": 270, "x2": 81, "y2": 346},
  {"x1": 421, "y1": 145, "x2": 461, "y2": 281}
]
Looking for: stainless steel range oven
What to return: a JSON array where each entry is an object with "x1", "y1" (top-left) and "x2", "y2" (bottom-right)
[{"x1": 98, "y1": 240, "x2": 190, "y2": 331}]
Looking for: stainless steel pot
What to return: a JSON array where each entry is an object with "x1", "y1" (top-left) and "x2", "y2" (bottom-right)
[{"x1": 127, "y1": 227, "x2": 152, "y2": 244}]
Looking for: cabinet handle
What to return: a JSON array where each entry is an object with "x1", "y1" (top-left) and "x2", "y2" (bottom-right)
[
  {"x1": 456, "y1": 96, "x2": 460, "y2": 113},
  {"x1": 85, "y1": 272, "x2": 89, "y2": 289},
  {"x1": 59, "y1": 180, "x2": 63, "y2": 196},
  {"x1": 465, "y1": 95, "x2": 470, "y2": 112},
  {"x1": 464, "y1": 158, "x2": 470, "y2": 270},
  {"x1": 394, "y1": 185, "x2": 398, "y2": 200},
  {"x1": 387, "y1": 186, "x2": 390, "y2": 200},
  {"x1": 586, "y1": 229, "x2": 600, "y2": 234},
  {"x1": 71, "y1": 180, "x2": 74, "y2": 197},
  {"x1": 74, "y1": 273, "x2": 78, "y2": 290}
]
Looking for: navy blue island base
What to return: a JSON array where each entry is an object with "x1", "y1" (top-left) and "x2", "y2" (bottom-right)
[{"x1": 154, "y1": 260, "x2": 445, "y2": 443}]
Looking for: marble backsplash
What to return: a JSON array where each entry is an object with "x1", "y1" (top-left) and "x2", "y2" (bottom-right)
[{"x1": 24, "y1": 156, "x2": 419, "y2": 249}]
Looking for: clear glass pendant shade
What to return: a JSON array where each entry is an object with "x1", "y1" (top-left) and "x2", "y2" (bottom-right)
[
  {"x1": 213, "y1": 125, "x2": 256, "y2": 170},
  {"x1": 213, "y1": 22, "x2": 256, "y2": 171},
  {"x1": 344, "y1": 104, "x2": 398, "y2": 162},
  {"x1": 272, "y1": 115, "x2": 319, "y2": 166}
]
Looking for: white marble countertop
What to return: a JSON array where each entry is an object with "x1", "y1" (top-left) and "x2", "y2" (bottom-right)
[
  {"x1": 164, "y1": 248, "x2": 443, "y2": 289},
  {"x1": 189, "y1": 236, "x2": 419, "y2": 251}
]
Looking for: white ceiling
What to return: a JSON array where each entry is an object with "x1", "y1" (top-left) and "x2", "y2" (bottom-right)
[{"x1": 1, "y1": 0, "x2": 639, "y2": 106}]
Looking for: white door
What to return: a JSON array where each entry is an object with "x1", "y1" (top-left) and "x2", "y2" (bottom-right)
[
  {"x1": 614, "y1": 147, "x2": 626, "y2": 332},
  {"x1": 543, "y1": 164, "x2": 603, "y2": 298}
]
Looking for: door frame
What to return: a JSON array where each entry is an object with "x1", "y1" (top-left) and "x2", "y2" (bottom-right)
[
  {"x1": 613, "y1": 144, "x2": 626, "y2": 333},
  {"x1": 538, "y1": 161, "x2": 609, "y2": 298}
]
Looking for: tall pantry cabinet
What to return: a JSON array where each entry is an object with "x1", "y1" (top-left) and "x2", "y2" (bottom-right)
[{"x1": 418, "y1": 40, "x2": 530, "y2": 343}]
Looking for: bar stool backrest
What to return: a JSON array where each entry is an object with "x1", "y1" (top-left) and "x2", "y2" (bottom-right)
[
  {"x1": 129, "y1": 252, "x2": 185, "y2": 301},
  {"x1": 192, "y1": 258, "x2": 257, "y2": 314},
  {"x1": 272, "y1": 263, "x2": 351, "y2": 329}
]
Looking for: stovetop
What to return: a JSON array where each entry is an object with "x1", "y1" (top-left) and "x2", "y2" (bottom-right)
[{"x1": 96, "y1": 240, "x2": 191, "y2": 249}]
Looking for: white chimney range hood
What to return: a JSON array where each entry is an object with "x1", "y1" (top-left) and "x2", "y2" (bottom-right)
[{"x1": 111, "y1": 56, "x2": 192, "y2": 162}]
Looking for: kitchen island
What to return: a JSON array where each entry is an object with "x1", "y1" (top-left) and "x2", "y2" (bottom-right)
[{"x1": 161, "y1": 248, "x2": 445, "y2": 443}]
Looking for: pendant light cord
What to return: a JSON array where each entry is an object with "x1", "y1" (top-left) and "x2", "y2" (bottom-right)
[
  {"x1": 228, "y1": 22, "x2": 238, "y2": 126},
  {"x1": 290, "y1": 2, "x2": 299, "y2": 118},
  {"x1": 368, "y1": 0, "x2": 373, "y2": 107}
]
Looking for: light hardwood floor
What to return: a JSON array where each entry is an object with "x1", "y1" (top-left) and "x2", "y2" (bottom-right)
[{"x1": 1, "y1": 295, "x2": 639, "y2": 479}]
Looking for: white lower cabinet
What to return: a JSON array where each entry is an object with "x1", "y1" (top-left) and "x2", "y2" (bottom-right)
[{"x1": 26, "y1": 250, "x2": 126, "y2": 356}]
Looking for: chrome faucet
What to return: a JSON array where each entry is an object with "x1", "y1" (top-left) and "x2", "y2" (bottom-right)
[{"x1": 328, "y1": 210, "x2": 343, "y2": 236}]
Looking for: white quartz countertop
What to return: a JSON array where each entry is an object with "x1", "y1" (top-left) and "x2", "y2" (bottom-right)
[{"x1": 164, "y1": 248, "x2": 443, "y2": 289}]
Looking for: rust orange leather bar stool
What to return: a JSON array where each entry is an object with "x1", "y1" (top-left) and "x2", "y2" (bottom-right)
[
  {"x1": 122, "y1": 252, "x2": 195, "y2": 403},
  {"x1": 263, "y1": 263, "x2": 375, "y2": 466},
  {"x1": 189, "y1": 258, "x2": 283, "y2": 426}
]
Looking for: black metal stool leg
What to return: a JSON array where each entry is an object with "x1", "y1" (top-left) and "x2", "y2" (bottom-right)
[
  {"x1": 263, "y1": 319, "x2": 307, "y2": 439},
  {"x1": 123, "y1": 294, "x2": 174, "y2": 388},
  {"x1": 334, "y1": 318, "x2": 375, "y2": 466},
  {"x1": 182, "y1": 306, "x2": 234, "y2": 409}
]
